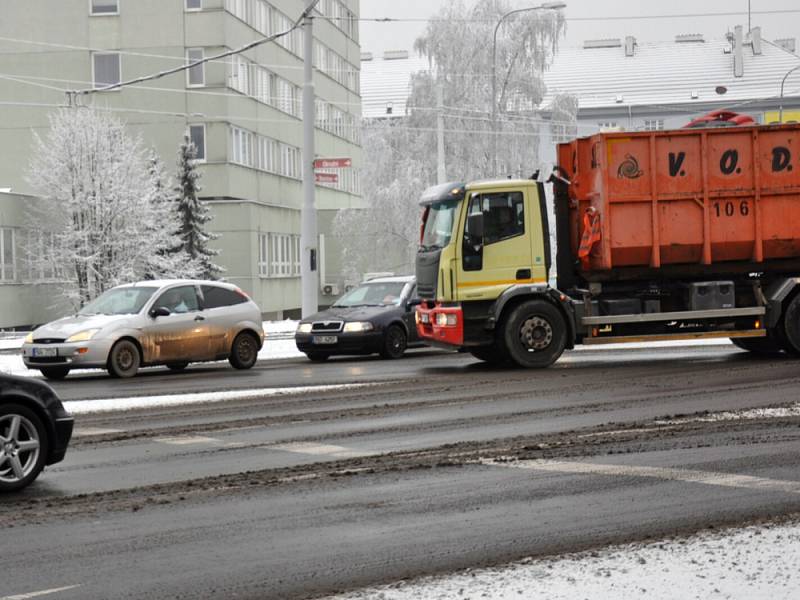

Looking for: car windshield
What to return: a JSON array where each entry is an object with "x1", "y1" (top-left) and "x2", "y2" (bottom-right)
[
  {"x1": 333, "y1": 282, "x2": 407, "y2": 307},
  {"x1": 421, "y1": 198, "x2": 460, "y2": 250},
  {"x1": 78, "y1": 287, "x2": 158, "y2": 316}
]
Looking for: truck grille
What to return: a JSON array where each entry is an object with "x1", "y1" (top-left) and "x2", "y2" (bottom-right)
[{"x1": 311, "y1": 321, "x2": 343, "y2": 332}]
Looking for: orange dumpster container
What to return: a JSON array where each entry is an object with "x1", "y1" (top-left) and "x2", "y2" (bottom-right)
[{"x1": 557, "y1": 124, "x2": 800, "y2": 275}]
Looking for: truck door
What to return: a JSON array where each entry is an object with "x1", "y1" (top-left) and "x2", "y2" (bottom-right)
[{"x1": 455, "y1": 188, "x2": 539, "y2": 301}]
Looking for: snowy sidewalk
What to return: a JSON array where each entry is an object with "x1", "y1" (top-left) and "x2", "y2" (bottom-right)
[{"x1": 323, "y1": 520, "x2": 800, "y2": 600}]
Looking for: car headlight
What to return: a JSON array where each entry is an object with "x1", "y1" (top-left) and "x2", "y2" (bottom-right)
[
  {"x1": 297, "y1": 323, "x2": 312, "y2": 334},
  {"x1": 343, "y1": 321, "x2": 374, "y2": 333},
  {"x1": 66, "y1": 329, "x2": 100, "y2": 343},
  {"x1": 24, "y1": 332, "x2": 34, "y2": 344}
]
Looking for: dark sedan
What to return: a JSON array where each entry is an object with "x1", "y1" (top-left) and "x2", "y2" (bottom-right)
[
  {"x1": 0, "y1": 373, "x2": 73, "y2": 492},
  {"x1": 295, "y1": 276, "x2": 421, "y2": 361}
]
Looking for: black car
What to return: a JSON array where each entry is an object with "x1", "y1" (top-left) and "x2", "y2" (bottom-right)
[
  {"x1": 0, "y1": 373, "x2": 74, "y2": 492},
  {"x1": 296, "y1": 276, "x2": 421, "y2": 361}
]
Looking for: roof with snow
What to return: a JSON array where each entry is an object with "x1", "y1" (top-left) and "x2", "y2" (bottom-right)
[
  {"x1": 359, "y1": 31, "x2": 800, "y2": 118},
  {"x1": 360, "y1": 52, "x2": 430, "y2": 119},
  {"x1": 542, "y1": 32, "x2": 800, "y2": 111}
]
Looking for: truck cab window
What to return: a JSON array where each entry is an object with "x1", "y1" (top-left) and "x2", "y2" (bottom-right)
[{"x1": 469, "y1": 191, "x2": 524, "y2": 245}]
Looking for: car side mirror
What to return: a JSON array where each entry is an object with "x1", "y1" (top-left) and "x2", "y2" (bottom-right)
[
  {"x1": 149, "y1": 306, "x2": 171, "y2": 318},
  {"x1": 406, "y1": 298, "x2": 422, "y2": 311}
]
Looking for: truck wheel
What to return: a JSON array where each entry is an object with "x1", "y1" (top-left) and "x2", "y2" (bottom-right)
[
  {"x1": 730, "y1": 336, "x2": 783, "y2": 356},
  {"x1": 503, "y1": 300, "x2": 567, "y2": 368},
  {"x1": 781, "y1": 294, "x2": 800, "y2": 356},
  {"x1": 469, "y1": 343, "x2": 511, "y2": 365}
]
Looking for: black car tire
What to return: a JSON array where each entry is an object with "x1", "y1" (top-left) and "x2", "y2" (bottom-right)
[
  {"x1": 380, "y1": 325, "x2": 407, "y2": 359},
  {"x1": 107, "y1": 339, "x2": 141, "y2": 379},
  {"x1": 0, "y1": 403, "x2": 49, "y2": 493},
  {"x1": 39, "y1": 367, "x2": 70, "y2": 380},
  {"x1": 503, "y1": 300, "x2": 567, "y2": 368},
  {"x1": 166, "y1": 362, "x2": 189, "y2": 372},
  {"x1": 306, "y1": 352, "x2": 330, "y2": 362},
  {"x1": 229, "y1": 332, "x2": 259, "y2": 370}
]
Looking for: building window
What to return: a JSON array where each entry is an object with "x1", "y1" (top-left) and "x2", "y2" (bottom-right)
[
  {"x1": 91, "y1": 0, "x2": 118, "y2": 15},
  {"x1": 0, "y1": 228, "x2": 16, "y2": 282},
  {"x1": 643, "y1": 119, "x2": 665, "y2": 131},
  {"x1": 258, "y1": 234, "x2": 269, "y2": 276},
  {"x1": 93, "y1": 53, "x2": 121, "y2": 88},
  {"x1": 186, "y1": 0, "x2": 202, "y2": 10},
  {"x1": 189, "y1": 124, "x2": 206, "y2": 162},
  {"x1": 186, "y1": 48, "x2": 205, "y2": 87}
]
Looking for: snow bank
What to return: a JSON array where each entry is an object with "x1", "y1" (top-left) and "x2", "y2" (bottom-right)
[{"x1": 323, "y1": 520, "x2": 800, "y2": 599}]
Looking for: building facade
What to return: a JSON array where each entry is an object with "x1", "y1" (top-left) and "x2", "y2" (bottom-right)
[{"x1": 0, "y1": 0, "x2": 363, "y2": 327}]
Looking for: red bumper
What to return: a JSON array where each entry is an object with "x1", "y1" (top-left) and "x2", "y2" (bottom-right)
[{"x1": 415, "y1": 302, "x2": 464, "y2": 347}]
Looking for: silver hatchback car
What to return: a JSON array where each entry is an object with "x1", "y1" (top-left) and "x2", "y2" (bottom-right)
[{"x1": 21, "y1": 280, "x2": 264, "y2": 379}]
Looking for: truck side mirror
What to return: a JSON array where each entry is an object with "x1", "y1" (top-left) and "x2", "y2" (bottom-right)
[{"x1": 467, "y1": 212, "x2": 484, "y2": 241}]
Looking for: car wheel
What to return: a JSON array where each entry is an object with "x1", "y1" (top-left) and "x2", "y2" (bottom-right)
[
  {"x1": 0, "y1": 403, "x2": 49, "y2": 493},
  {"x1": 166, "y1": 362, "x2": 189, "y2": 372},
  {"x1": 229, "y1": 332, "x2": 259, "y2": 370},
  {"x1": 306, "y1": 352, "x2": 330, "y2": 362},
  {"x1": 503, "y1": 300, "x2": 567, "y2": 368},
  {"x1": 39, "y1": 367, "x2": 70, "y2": 380},
  {"x1": 380, "y1": 325, "x2": 407, "y2": 359},
  {"x1": 107, "y1": 339, "x2": 141, "y2": 378}
]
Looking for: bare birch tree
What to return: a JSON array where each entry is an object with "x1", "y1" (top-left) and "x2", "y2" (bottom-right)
[
  {"x1": 334, "y1": 0, "x2": 566, "y2": 282},
  {"x1": 25, "y1": 108, "x2": 189, "y2": 308}
]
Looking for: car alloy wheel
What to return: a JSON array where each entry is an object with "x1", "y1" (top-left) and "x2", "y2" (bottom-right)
[
  {"x1": 0, "y1": 404, "x2": 47, "y2": 492},
  {"x1": 380, "y1": 325, "x2": 407, "y2": 359}
]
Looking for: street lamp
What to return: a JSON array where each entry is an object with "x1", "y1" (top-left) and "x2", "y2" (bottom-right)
[
  {"x1": 491, "y1": 2, "x2": 566, "y2": 175},
  {"x1": 779, "y1": 64, "x2": 800, "y2": 123}
]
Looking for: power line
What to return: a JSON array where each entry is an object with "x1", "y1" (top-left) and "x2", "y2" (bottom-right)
[
  {"x1": 325, "y1": 9, "x2": 800, "y2": 24},
  {"x1": 66, "y1": 0, "x2": 320, "y2": 102}
]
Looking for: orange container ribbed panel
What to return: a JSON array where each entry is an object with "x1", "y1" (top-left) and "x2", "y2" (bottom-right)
[{"x1": 557, "y1": 124, "x2": 800, "y2": 272}]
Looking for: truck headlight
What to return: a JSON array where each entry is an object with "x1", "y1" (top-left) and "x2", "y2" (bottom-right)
[
  {"x1": 435, "y1": 313, "x2": 457, "y2": 327},
  {"x1": 297, "y1": 323, "x2": 312, "y2": 333},
  {"x1": 343, "y1": 321, "x2": 374, "y2": 332},
  {"x1": 66, "y1": 329, "x2": 100, "y2": 343}
]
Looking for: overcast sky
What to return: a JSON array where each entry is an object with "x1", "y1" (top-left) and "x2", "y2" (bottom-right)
[{"x1": 359, "y1": 0, "x2": 800, "y2": 55}]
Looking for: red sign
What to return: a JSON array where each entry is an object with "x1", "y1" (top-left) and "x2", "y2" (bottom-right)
[
  {"x1": 315, "y1": 172, "x2": 339, "y2": 184},
  {"x1": 313, "y1": 158, "x2": 351, "y2": 169}
]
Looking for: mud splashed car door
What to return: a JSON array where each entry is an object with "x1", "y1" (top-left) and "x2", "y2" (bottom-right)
[{"x1": 143, "y1": 284, "x2": 212, "y2": 363}]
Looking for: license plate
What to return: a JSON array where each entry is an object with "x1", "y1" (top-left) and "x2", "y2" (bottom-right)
[
  {"x1": 312, "y1": 335, "x2": 337, "y2": 345},
  {"x1": 32, "y1": 347, "x2": 58, "y2": 357}
]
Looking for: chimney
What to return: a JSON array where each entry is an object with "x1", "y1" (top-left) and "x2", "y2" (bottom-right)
[
  {"x1": 625, "y1": 36, "x2": 636, "y2": 57},
  {"x1": 734, "y1": 25, "x2": 744, "y2": 77},
  {"x1": 750, "y1": 26, "x2": 762, "y2": 55},
  {"x1": 775, "y1": 38, "x2": 797, "y2": 53}
]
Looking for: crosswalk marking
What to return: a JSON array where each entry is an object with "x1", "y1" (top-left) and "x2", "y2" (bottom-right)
[
  {"x1": 483, "y1": 459, "x2": 800, "y2": 495},
  {"x1": 270, "y1": 442, "x2": 372, "y2": 459},
  {"x1": 154, "y1": 435, "x2": 222, "y2": 446}
]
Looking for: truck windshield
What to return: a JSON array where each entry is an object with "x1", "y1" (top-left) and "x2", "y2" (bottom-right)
[{"x1": 421, "y1": 198, "x2": 460, "y2": 250}]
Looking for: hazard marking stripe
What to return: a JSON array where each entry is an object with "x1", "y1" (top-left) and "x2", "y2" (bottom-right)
[{"x1": 483, "y1": 459, "x2": 800, "y2": 495}]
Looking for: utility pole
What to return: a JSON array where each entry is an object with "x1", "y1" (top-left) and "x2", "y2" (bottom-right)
[
  {"x1": 301, "y1": 0, "x2": 318, "y2": 317},
  {"x1": 436, "y1": 80, "x2": 446, "y2": 184}
]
